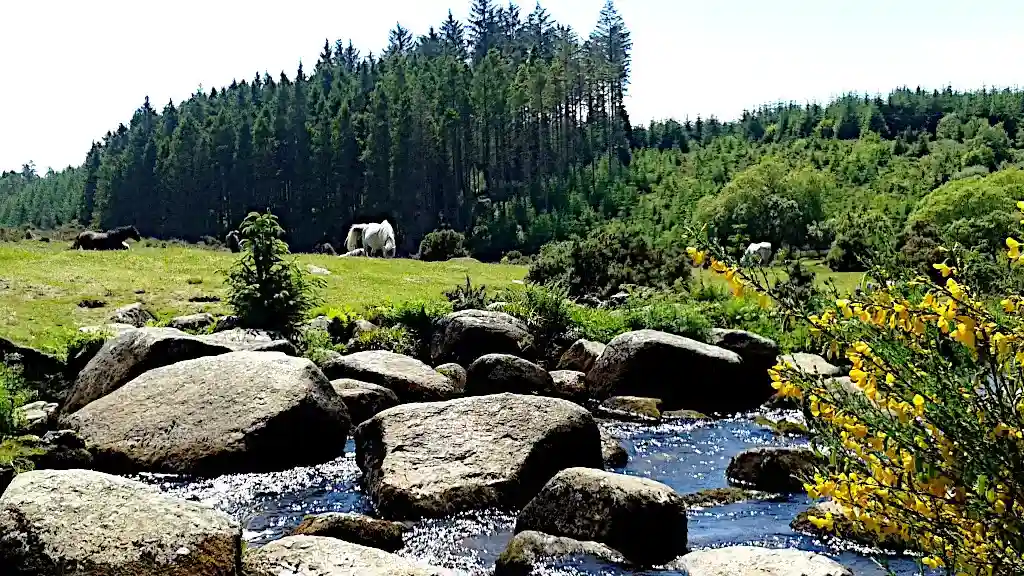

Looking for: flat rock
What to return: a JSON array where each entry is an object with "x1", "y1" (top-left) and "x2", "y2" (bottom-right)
[
  {"x1": 430, "y1": 310, "x2": 532, "y2": 365},
  {"x1": 322, "y1": 350, "x2": 459, "y2": 402},
  {"x1": 110, "y1": 302, "x2": 155, "y2": 327},
  {"x1": 355, "y1": 393, "x2": 602, "y2": 519},
  {"x1": 548, "y1": 370, "x2": 588, "y2": 403},
  {"x1": 495, "y1": 530, "x2": 626, "y2": 576},
  {"x1": 168, "y1": 312, "x2": 217, "y2": 332},
  {"x1": 331, "y1": 379, "x2": 400, "y2": 426},
  {"x1": 669, "y1": 545, "x2": 852, "y2": 576},
  {"x1": 64, "y1": 351, "x2": 350, "y2": 476},
  {"x1": 195, "y1": 327, "x2": 292, "y2": 353},
  {"x1": 599, "y1": 429, "x2": 628, "y2": 468},
  {"x1": 598, "y1": 396, "x2": 662, "y2": 421},
  {"x1": 292, "y1": 512, "x2": 409, "y2": 552},
  {"x1": 515, "y1": 467, "x2": 687, "y2": 565},
  {"x1": 585, "y1": 330, "x2": 745, "y2": 414},
  {"x1": 557, "y1": 339, "x2": 606, "y2": 374},
  {"x1": 78, "y1": 322, "x2": 137, "y2": 336},
  {"x1": 0, "y1": 469, "x2": 240, "y2": 575},
  {"x1": 778, "y1": 352, "x2": 842, "y2": 377},
  {"x1": 243, "y1": 535, "x2": 450, "y2": 576},
  {"x1": 464, "y1": 354, "x2": 554, "y2": 396},
  {"x1": 63, "y1": 327, "x2": 234, "y2": 414},
  {"x1": 726, "y1": 447, "x2": 821, "y2": 493}
]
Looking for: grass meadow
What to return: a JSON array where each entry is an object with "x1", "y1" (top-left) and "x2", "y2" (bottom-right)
[{"x1": 0, "y1": 241, "x2": 527, "y2": 353}]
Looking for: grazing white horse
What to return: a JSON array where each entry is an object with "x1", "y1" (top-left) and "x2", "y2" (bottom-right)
[
  {"x1": 346, "y1": 220, "x2": 396, "y2": 258},
  {"x1": 743, "y1": 242, "x2": 773, "y2": 266}
]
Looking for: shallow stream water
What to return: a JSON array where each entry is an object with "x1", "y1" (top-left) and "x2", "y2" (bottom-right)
[{"x1": 139, "y1": 414, "x2": 927, "y2": 575}]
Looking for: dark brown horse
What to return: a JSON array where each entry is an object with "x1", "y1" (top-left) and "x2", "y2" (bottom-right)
[{"x1": 71, "y1": 226, "x2": 141, "y2": 250}]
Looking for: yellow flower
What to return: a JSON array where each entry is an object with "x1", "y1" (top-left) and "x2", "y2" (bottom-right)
[
  {"x1": 922, "y1": 556, "x2": 944, "y2": 569},
  {"x1": 913, "y1": 394, "x2": 926, "y2": 416},
  {"x1": 808, "y1": 513, "x2": 835, "y2": 531},
  {"x1": 1007, "y1": 237, "x2": 1022, "y2": 261},
  {"x1": 932, "y1": 261, "x2": 955, "y2": 277},
  {"x1": 1002, "y1": 298, "x2": 1016, "y2": 313},
  {"x1": 685, "y1": 247, "x2": 706, "y2": 267},
  {"x1": 757, "y1": 293, "x2": 771, "y2": 309}
]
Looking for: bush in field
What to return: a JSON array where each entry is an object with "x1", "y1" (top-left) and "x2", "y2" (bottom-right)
[
  {"x1": 0, "y1": 365, "x2": 30, "y2": 439},
  {"x1": 226, "y1": 211, "x2": 324, "y2": 335},
  {"x1": 528, "y1": 220, "x2": 690, "y2": 298},
  {"x1": 688, "y1": 222, "x2": 1024, "y2": 575},
  {"x1": 418, "y1": 229, "x2": 468, "y2": 261}
]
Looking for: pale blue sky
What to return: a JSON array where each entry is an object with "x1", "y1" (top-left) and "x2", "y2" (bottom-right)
[{"x1": 2, "y1": 0, "x2": 1022, "y2": 173}]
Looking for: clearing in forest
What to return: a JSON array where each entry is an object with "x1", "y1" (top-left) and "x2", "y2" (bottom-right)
[{"x1": 0, "y1": 241, "x2": 527, "y2": 352}]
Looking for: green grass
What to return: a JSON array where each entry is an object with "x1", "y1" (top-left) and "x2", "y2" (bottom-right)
[
  {"x1": 692, "y1": 259, "x2": 864, "y2": 295},
  {"x1": 0, "y1": 241, "x2": 527, "y2": 352}
]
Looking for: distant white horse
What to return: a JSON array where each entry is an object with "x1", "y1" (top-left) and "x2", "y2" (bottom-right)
[
  {"x1": 743, "y1": 241, "x2": 773, "y2": 266},
  {"x1": 346, "y1": 220, "x2": 396, "y2": 258}
]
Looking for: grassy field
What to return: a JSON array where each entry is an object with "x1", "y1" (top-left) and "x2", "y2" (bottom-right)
[
  {"x1": 0, "y1": 241, "x2": 528, "y2": 352},
  {"x1": 692, "y1": 259, "x2": 865, "y2": 296}
]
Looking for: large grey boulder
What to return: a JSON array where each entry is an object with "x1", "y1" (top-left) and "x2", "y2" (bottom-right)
[
  {"x1": 292, "y1": 512, "x2": 408, "y2": 552},
  {"x1": 63, "y1": 327, "x2": 234, "y2": 414},
  {"x1": 515, "y1": 467, "x2": 688, "y2": 565},
  {"x1": 726, "y1": 447, "x2": 821, "y2": 493},
  {"x1": 0, "y1": 469, "x2": 240, "y2": 575},
  {"x1": 430, "y1": 309, "x2": 532, "y2": 365},
  {"x1": 355, "y1": 393, "x2": 602, "y2": 519},
  {"x1": 495, "y1": 530, "x2": 626, "y2": 576},
  {"x1": 64, "y1": 351, "x2": 350, "y2": 476},
  {"x1": 110, "y1": 302, "x2": 155, "y2": 327},
  {"x1": 585, "y1": 329, "x2": 744, "y2": 414},
  {"x1": 669, "y1": 546, "x2": 852, "y2": 576},
  {"x1": 708, "y1": 328, "x2": 780, "y2": 406},
  {"x1": 557, "y1": 339, "x2": 606, "y2": 374},
  {"x1": 464, "y1": 354, "x2": 554, "y2": 396},
  {"x1": 322, "y1": 350, "x2": 459, "y2": 402},
  {"x1": 243, "y1": 535, "x2": 450, "y2": 576},
  {"x1": 331, "y1": 378, "x2": 400, "y2": 426},
  {"x1": 548, "y1": 370, "x2": 588, "y2": 403}
]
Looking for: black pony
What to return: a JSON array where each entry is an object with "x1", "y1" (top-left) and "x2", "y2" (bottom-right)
[{"x1": 71, "y1": 226, "x2": 141, "y2": 250}]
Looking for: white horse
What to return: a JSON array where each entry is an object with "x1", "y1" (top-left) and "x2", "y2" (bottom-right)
[
  {"x1": 346, "y1": 220, "x2": 396, "y2": 258},
  {"x1": 743, "y1": 241, "x2": 773, "y2": 267}
]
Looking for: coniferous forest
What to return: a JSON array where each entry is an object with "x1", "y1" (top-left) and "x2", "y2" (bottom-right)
[{"x1": 4, "y1": 0, "x2": 1024, "y2": 264}]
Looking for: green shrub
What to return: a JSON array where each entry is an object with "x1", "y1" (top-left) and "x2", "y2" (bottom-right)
[
  {"x1": 0, "y1": 365, "x2": 31, "y2": 439},
  {"x1": 346, "y1": 326, "x2": 416, "y2": 356},
  {"x1": 367, "y1": 299, "x2": 450, "y2": 342},
  {"x1": 418, "y1": 229, "x2": 468, "y2": 261},
  {"x1": 444, "y1": 276, "x2": 490, "y2": 311},
  {"x1": 301, "y1": 328, "x2": 343, "y2": 365},
  {"x1": 569, "y1": 305, "x2": 628, "y2": 344},
  {"x1": 500, "y1": 284, "x2": 573, "y2": 360},
  {"x1": 622, "y1": 296, "x2": 712, "y2": 342},
  {"x1": 528, "y1": 220, "x2": 690, "y2": 298},
  {"x1": 225, "y1": 211, "x2": 324, "y2": 335}
]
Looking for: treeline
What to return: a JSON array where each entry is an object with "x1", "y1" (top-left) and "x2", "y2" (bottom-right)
[{"x1": 0, "y1": 0, "x2": 633, "y2": 256}]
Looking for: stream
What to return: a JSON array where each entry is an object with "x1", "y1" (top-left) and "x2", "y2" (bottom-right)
[{"x1": 138, "y1": 413, "x2": 926, "y2": 575}]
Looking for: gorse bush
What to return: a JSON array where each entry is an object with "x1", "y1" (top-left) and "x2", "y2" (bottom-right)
[
  {"x1": 226, "y1": 211, "x2": 324, "y2": 334},
  {"x1": 418, "y1": 229, "x2": 468, "y2": 262},
  {"x1": 689, "y1": 215, "x2": 1024, "y2": 575}
]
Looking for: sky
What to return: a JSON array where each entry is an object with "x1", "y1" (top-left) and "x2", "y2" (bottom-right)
[{"x1": 2, "y1": 0, "x2": 1023, "y2": 173}]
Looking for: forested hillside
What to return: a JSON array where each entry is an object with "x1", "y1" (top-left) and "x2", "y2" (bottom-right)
[{"x1": 3, "y1": 0, "x2": 1024, "y2": 263}]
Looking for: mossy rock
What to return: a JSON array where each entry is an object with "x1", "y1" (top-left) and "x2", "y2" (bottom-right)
[
  {"x1": 598, "y1": 396, "x2": 662, "y2": 421},
  {"x1": 754, "y1": 416, "x2": 810, "y2": 437},
  {"x1": 679, "y1": 487, "x2": 777, "y2": 508},
  {"x1": 662, "y1": 409, "x2": 711, "y2": 421}
]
